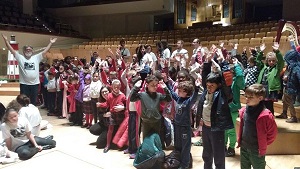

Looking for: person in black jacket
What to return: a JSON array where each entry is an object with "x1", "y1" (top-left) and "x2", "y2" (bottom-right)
[{"x1": 197, "y1": 72, "x2": 234, "y2": 169}]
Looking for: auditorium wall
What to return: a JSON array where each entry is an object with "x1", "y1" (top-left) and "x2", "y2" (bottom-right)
[
  {"x1": 282, "y1": 0, "x2": 300, "y2": 21},
  {"x1": 59, "y1": 13, "x2": 154, "y2": 38}
]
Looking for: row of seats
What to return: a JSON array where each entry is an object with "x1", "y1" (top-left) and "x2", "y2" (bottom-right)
[
  {"x1": 74, "y1": 36, "x2": 288, "y2": 50},
  {"x1": 85, "y1": 31, "x2": 287, "y2": 46}
]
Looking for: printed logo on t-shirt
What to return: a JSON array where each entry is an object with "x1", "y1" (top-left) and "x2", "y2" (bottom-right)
[
  {"x1": 24, "y1": 62, "x2": 35, "y2": 70},
  {"x1": 10, "y1": 127, "x2": 26, "y2": 138}
]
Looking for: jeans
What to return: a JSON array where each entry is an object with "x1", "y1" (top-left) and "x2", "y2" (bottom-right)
[
  {"x1": 47, "y1": 92, "x2": 56, "y2": 114},
  {"x1": 20, "y1": 84, "x2": 39, "y2": 106},
  {"x1": 174, "y1": 124, "x2": 192, "y2": 168},
  {"x1": 15, "y1": 136, "x2": 56, "y2": 160},
  {"x1": 202, "y1": 125, "x2": 225, "y2": 169}
]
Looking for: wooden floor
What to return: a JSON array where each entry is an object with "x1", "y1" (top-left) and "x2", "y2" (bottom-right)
[{"x1": 0, "y1": 84, "x2": 299, "y2": 169}]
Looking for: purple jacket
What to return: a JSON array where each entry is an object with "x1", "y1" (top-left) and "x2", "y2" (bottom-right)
[{"x1": 75, "y1": 70, "x2": 85, "y2": 103}]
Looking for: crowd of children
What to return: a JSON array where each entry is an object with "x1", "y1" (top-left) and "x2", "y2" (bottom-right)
[{"x1": 34, "y1": 36, "x2": 300, "y2": 169}]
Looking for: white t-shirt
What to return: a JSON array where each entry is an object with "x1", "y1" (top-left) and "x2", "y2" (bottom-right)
[
  {"x1": 120, "y1": 48, "x2": 131, "y2": 58},
  {"x1": 171, "y1": 48, "x2": 189, "y2": 69},
  {"x1": 90, "y1": 80, "x2": 102, "y2": 99},
  {"x1": 140, "y1": 53, "x2": 153, "y2": 69},
  {"x1": 1, "y1": 117, "x2": 32, "y2": 151},
  {"x1": 47, "y1": 79, "x2": 56, "y2": 90},
  {"x1": 150, "y1": 52, "x2": 157, "y2": 62},
  {"x1": 18, "y1": 104, "x2": 42, "y2": 128},
  {"x1": 15, "y1": 52, "x2": 43, "y2": 85},
  {"x1": 160, "y1": 48, "x2": 171, "y2": 68}
]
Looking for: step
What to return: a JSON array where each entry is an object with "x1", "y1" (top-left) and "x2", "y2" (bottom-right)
[
  {"x1": 240, "y1": 95, "x2": 300, "y2": 119},
  {"x1": 236, "y1": 118, "x2": 300, "y2": 155},
  {"x1": 0, "y1": 82, "x2": 20, "y2": 88},
  {"x1": 0, "y1": 87, "x2": 20, "y2": 96}
]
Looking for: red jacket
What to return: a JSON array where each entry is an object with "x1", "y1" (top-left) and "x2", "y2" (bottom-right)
[{"x1": 237, "y1": 107, "x2": 277, "y2": 156}]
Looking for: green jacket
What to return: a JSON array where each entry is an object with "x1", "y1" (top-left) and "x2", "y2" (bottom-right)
[
  {"x1": 229, "y1": 63, "x2": 245, "y2": 113},
  {"x1": 256, "y1": 50, "x2": 284, "y2": 92}
]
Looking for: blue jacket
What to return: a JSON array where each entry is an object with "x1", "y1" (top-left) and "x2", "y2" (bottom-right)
[
  {"x1": 197, "y1": 88, "x2": 234, "y2": 131},
  {"x1": 284, "y1": 49, "x2": 300, "y2": 95},
  {"x1": 167, "y1": 84, "x2": 199, "y2": 126}
]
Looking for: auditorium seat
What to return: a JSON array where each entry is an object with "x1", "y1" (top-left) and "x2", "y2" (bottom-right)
[
  {"x1": 266, "y1": 31, "x2": 277, "y2": 37},
  {"x1": 271, "y1": 27, "x2": 278, "y2": 31},
  {"x1": 79, "y1": 45, "x2": 85, "y2": 49},
  {"x1": 214, "y1": 32, "x2": 222, "y2": 36},
  {"x1": 240, "y1": 30, "x2": 249, "y2": 34},
  {"x1": 209, "y1": 41, "x2": 219, "y2": 46},
  {"x1": 216, "y1": 36, "x2": 225, "y2": 41},
  {"x1": 244, "y1": 33, "x2": 255, "y2": 39},
  {"x1": 255, "y1": 32, "x2": 266, "y2": 38},
  {"x1": 234, "y1": 34, "x2": 244, "y2": 39},
  {"x1": 260, "y1": 27, "x2": 270, "y2": 32},
  {"x1": 231, "y1": 30, "x2": 240, "y2": 35},
  {"x1": 222, "y1": 31, "x2": 231, "y2": 36},
  {"x1": 239, "y1": 38, "x2": 250, "y2": 45},
  {"x1": 250, "y1": 38, "x2": 261, "y2": 44},
  {"x1": 72, "y1": 45, "x2": 79, "y2": 49},
  {"x1": 207, "y1": 36, "x2": 216, "y2": 41},
  {"x1": 85, "y1": 45, "x2": 92, "y2": 50},
  {"x1": 95, "y1": 42, "x2": 101, "y2": 45},
  {"x1": 225, "y1": 35, "x2": 234, "y2": 40},
  {"x1": 82, "y1": 42, "x2": 89, "y2": 45},
  {"x1": 262, "y1": 37, "x2": 274, "y2": 43},
  {"x1": 199, "y1": 37, "x2": 207, "y2": 42},
  {"x1": 89, "y1": 42, "x2": 96, "y2": 45},
  {"x1": 98, "y1": 45, "x2": 105, "y2": 49},
  {"x1": 249, "y1": 28, "x2": 259, "y2": 33},
  {"x1": 92, "y1": 45, "x2": 98, "y2": 50},
  {"x1": 201, "y1": 41, "x2": 209, "y2": 46}
]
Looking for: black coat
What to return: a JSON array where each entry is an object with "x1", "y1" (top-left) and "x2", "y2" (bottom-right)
[{"x1": 197, "y1": 88, "x2": 234, "y2": 131}]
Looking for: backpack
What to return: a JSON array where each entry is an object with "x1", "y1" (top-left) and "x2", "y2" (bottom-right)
[{"x1": 140, "y1": 93, "x2": 162, "y2": 123}]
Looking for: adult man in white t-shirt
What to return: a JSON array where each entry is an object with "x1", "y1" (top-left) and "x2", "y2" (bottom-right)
[
  {"x1": 2, "y1": 34, "x2": 57, "y2": 105},
  {"x1": 170, "y1": 40, "x2": 189, "y2": 69},
  {"x1": 118, "y1": 39, "x2": 131, "y2": 60}
]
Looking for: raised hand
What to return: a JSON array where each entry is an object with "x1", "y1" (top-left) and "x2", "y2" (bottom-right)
[
  {"x1": 161, "y1": 73, "x2": 168, "y2": 82},
  {"x1": 134, "y1": 80, "x2": 142, "y2": 88},
  {"x1": 159, "y1": 80, "x2": 166, "y2": 88},
  {"x1": 220, "y1": 42, "x2": 224, "y2": 48},
  {"x1": 272, "y1": 42, "x2": 279, "y2": 50},
  {"x1": 114, "y1": 104, "x2": 125, "y2": 112},
  {"x1": 195, "y1": 78, "x2": 201, "y2": 87},
  {"x1": 288, "y1": 35, "x2": 295, "y2": 42},
  {"x1": 234, "y1": 43, "x2": 238, "y2": 50},
  {"x1": 50, "y1": 38, "x2": 57, "y2": 44},
  {"x1": 260, "y1": 43, "x2": 266, "y2": 52},
  {"x1": 2, "y1": 34, "x2": 7, "y2": 41}
]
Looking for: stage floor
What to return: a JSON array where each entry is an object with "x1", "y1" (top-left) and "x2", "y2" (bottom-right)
[{"x1": 0, "y1": 97, "x2": 299, "y2": 169}]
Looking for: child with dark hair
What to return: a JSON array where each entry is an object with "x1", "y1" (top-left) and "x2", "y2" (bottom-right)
[
  {"x1": 81, "y1": 74, "x2": 93, "y2": 129},
  {"x1": 130, "y1": 75, "x2": 172, "y2": 140},
  {"x1": 244, "y1": 56, "x2": 259, "y2": 89},
  {"x1": 90, "y1": 72, "x2": 102, "y2": 124},
  {"x1": 16, "y1": 94, "x2": 42, "y2": 136},
  {"x1": 197, "y1": 72, "x2": 234, "y2": 169},
  {"x1": 167, "y1": 79, "x2": 201, "y2": 169},
  {"x1": 238, "y1": 84, "x2": 277, "y2": 169},
  {"x1": 46, "y1": 71, "x2": 57, "y2": 116}
]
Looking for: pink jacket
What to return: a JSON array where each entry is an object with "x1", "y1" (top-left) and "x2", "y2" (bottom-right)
[{"x1": 237, "y1": 107, "x2": 277, "y2": 156}]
